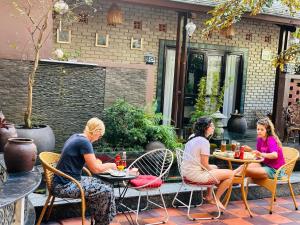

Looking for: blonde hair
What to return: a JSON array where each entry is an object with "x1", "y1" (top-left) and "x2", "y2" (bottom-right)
[
  {"x1": 257, "y1": 117, "x2": 282, "y2": 147},
  {"x1": 84, "y1": 117, "x2": 105, "y2": 137}
]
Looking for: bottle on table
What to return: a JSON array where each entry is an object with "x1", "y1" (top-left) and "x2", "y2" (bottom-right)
[
  {"x1": 122, "y1": 151, "x2": 127, "y2": 168},
  {"x1": 234, "y1": 142, "x2": 241, "y2": 159},
  {"x1": 239, "y1": 145, "x2": 245, "y2": 160}
]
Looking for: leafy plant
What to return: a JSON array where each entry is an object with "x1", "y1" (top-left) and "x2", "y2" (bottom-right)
[
  {"x1": 12, "y1": 0, "x2": 95, "y2": 128},
  {"x1": 100, "y1": 99, "x2": 182, "y2": 151},
  {"x1": 0, "y1": 118, "x2": 9, "y2": 129},
  {"x1": 191, "y1": 74, "x2": 231, "y2": 123}
]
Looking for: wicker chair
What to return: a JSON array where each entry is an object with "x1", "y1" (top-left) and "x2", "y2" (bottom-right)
[
  {"x1": 125, "y1": 148, "x2": 174, "y2": 225},
  {"x1": 283, "y1": 103, "x2": 300, "y2": 144},
  {"x1": 36, "y1": 152, "x2": 92, "y2": 225},
  {"x1": 172, "y1": 148, "x2": 221, "y2": 220},
  {"x1": 248, "y1": 147, "x2": 299, "y2": 214}
]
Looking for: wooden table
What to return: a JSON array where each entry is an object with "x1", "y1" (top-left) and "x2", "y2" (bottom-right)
[{"x1": 213, "y1": 151, "x2": 264, "y2": 217}]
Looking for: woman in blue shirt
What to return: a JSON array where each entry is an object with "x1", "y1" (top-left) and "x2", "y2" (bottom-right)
[{"x1": 52, "y1": 117, "x2": 117, "y2": 225}]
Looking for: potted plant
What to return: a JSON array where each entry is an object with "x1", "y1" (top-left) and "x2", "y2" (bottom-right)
[
  {"x1": 95, "y1": 99, "x2": 181, "y2": 158},
  {"x1": 11, "y1": 0, "x2": 95, "y2": 154}
]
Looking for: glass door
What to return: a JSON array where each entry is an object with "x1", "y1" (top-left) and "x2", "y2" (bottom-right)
[{"x1": 183, "y1": 52, "x2": 205, "y2": 127}]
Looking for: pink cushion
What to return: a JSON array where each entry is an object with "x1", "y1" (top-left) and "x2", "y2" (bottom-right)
[
  {"x1": 183, "y1": 177, "x2": 219, "y2": 186},
  {"x1": 130, "y1": 175, "x2": 163, "y2": 188}
]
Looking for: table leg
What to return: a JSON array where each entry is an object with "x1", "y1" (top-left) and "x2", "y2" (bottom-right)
[
  {"x1": 116, "y1": 181, "x2": 136, "y2": 225},
  {"x1": 223, "y1": 162, "x2": 253, "y2": 217},
  {"x1": 14, "y1": 197, "x2": 25, "y2": 225}
]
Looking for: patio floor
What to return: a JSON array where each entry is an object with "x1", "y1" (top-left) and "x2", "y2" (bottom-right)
[
  {"x1": 46, "y1": 195, "x2": 300, "y2": 225},
  {"x1": 111, "y1": 197, "x2": 300, "y2": 225}
]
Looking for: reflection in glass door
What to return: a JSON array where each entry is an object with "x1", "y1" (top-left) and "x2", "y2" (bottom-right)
[{"x1": 183, "y1": 53, "x2": 205, "y2": 127}]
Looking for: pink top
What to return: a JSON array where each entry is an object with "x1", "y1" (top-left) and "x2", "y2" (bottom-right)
[{"x1": 256, "y1": 136, "x2": 285, "y2": 169}]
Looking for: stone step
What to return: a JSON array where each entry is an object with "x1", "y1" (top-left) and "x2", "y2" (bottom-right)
[{"x1": 31, "y1": 171, "x2": 300, "y2": 221}]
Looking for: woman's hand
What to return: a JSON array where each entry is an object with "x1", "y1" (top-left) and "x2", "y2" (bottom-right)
[
  {"x1": 253, "y1": 150, "x2": 262, "y2": 157},
  {"x1": 244, "y1": 145, "x2": 252, "y2": 152}
]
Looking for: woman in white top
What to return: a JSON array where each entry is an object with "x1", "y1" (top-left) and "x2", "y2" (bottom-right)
[{"x1": 182, "y1": 117, "x2": 234, "y2": 210}]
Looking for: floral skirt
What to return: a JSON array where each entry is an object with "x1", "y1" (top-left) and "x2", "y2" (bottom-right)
[{"x1": 52, "y1": 176, "x2": 116, "y2": 225}]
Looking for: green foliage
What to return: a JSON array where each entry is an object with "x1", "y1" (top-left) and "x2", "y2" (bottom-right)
[
  {"x1": 191, "y1": 74, "x2": 231, "y2": 123},
  {"x1": 101, "y1": 99, "x2": 182, "y2": 151},
  {"x1": 203, "y1": 0, "x2": 300, "y2": 71}
]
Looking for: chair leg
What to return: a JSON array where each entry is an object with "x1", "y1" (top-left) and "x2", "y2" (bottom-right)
[
  {"x1": 158, "y1": 188, "x2": 169, "y2": 224},
  {"x1": 45, "y1": 196, "x2": 55, "y2": 220},
  {"x1": 269, "y1": 188, "x2": 277, "y2": 214},
  {"x1": 187, "y1": 188, "x2": 221, "y2": 221},
  {"x1": 187, "y1": 190, "x2": 194, "y2": 220},
  {"x1": 81, "y1": 202, "x2": 86, "y2": 225},
  {"x1": 135, "y1": 192, "x2": 142, "y2": 225},
  {"x1": 288, "y1": 181, "x2": 298, "y2": 210},
  {"x1": 172, "y1": 183, "x2": 184, "y2": 208},
  {"x1": 36, "y1": 195, "x2": 52, "y2": 225}
]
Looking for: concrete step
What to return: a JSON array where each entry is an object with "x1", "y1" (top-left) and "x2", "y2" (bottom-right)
[{"x1": 31, "y1": 171, "x2": 300, "y2": 222}]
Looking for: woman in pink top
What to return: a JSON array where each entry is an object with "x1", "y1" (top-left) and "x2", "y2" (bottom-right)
[{"x1": 236, "y1": 117, "x2": 285, "y2": 179}]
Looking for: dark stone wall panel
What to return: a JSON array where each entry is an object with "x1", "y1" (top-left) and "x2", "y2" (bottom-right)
[{"x1": 104, "y1": 67, "x2": 147, "y2": 107}]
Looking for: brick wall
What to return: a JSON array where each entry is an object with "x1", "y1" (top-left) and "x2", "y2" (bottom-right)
[{"x1": 53, "y1": 1, "x2": 279, "y2": 127}]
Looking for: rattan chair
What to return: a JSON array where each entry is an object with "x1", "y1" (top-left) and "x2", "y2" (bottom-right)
[
  {"x1": 172, "y1": 148, "x2": 221, "y2": 220},
  {"x1": 36, "y1": 152, "x2": 92, "y2": 225},
  {"x1": 125, "y1": 148, "x2": 174, "y2": 225},
  {"x1": 247, "y1": 147, "x2": 299, "y2": 214}
]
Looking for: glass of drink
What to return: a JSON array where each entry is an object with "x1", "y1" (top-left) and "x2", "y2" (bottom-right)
[
  {"x1": 221, "y1": 140, "x2": 227, "y2": 152},
  {"x1": 231, "y1": 140, "x2": 237, "y2": 151}
]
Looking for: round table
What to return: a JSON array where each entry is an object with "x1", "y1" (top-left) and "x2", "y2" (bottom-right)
[{"x1": 213, "y1": 151, "x2": 264, "y2": 217}]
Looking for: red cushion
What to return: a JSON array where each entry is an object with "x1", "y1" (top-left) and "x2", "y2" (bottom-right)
[
  {"x1": 130, "y1": 175, "x2": 163, "y2": 188},
  {"x1": 183, "y1": 177, "x2": 219, "y2": 186}
]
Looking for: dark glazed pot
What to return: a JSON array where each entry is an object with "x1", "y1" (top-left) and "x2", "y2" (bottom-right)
[
  {"x1": 227, "y1": 113, "x2": 248, "y2": 134},
  {"x1": 4, "y1": 138, "x2": 37, "y2": 173},
  {"x1": 0, "y1": 124, "x2": 18, "y2": 152}
]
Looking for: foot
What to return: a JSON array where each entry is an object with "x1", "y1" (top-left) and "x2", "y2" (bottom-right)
[{"x1": 215, "y1": 199, "x2": 226, "y2": 211}]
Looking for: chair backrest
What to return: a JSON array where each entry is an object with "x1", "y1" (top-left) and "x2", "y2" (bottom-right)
[
  {"x1": 175, "y1": 148, "x2": 184, "y2": 179},
  {"x1": 282, "y1": 147, "x2": 299, "y2": 176},
  {"x1": 128, "y1": 148, "x2": 173, "y2": 181},
  {"x1": 39, "y1": 152, "x2": 61, "y2": 192},
  {"x1": 175, "y1": 148, "x2": 219, "y2": 184},
  {"x1": 284, "y1": 103, "x2": 300, "y2": 126}
]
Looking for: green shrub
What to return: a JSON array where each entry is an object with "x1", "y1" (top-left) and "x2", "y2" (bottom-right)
[{"x1": 98, "y1": 99, "x2": 182, "y2": 152}]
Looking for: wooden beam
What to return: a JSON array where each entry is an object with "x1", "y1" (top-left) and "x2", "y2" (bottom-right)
[{"x1": 119, "y1": 0, "x2": 300, "y2": 26}]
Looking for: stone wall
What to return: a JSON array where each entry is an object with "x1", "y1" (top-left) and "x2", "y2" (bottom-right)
[
  {"x1": 53, "y1": 0, "x2": 279, "y2": 126},
  {"x1": 0, "y1": 59, "x2": 148, "y2": 148}
]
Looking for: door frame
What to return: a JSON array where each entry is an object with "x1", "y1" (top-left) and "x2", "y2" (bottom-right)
[{"x1": 157, "y1": 39, "x2": 249, "y2": 129}]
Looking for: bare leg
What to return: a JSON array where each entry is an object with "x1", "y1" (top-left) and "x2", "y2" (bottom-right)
[
  {"x1": 204, "y1": 164, "x2": 218, "y2": 200},
  {"x1": 234, "y1": 163, "x2": 261, "y2": 176},
  {"x1": 207, "y1": 169, "x2": 234, "y2": 209},
  {"x1": 245, "y1": 164, "x2": 268, "y2": 179}
]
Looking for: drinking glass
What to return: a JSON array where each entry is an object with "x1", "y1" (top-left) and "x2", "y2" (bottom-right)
[
  {"x1": 231, "y1": 140, "x2": 237, "y2": 151},
  {"x1": 221, "y1": 140, "x2": 227, "y2": 152}
]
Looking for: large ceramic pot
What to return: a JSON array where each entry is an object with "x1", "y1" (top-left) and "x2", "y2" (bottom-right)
[
  {"x1": 227, "y1": 113, "x2": 248, "y2": 134},
  {"x1": 145, "y1": 141, "x2": 166, "y2": 152},
  {"x1": 4, "y1": 138, "x2": 37, "y2": 173},
  {"x1": 0, "y1": 124, "x2": 18, "y2": 152},
  {"x1": 16, "y1": 125, "x2": 55, "y2": 154}
]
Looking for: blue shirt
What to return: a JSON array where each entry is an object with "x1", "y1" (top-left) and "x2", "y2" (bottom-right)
[{"x1": 53, "y1": 134, "x2": 93, "y2": 185}]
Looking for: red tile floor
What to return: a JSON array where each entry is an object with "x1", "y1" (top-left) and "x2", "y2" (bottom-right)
[{"x1": 109, "y1": 196, "x2": 300, "y2": 225}]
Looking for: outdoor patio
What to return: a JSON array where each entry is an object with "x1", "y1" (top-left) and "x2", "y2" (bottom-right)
[{"x1": 41, "y1": 196, "x2": 300, "y2": 225}]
